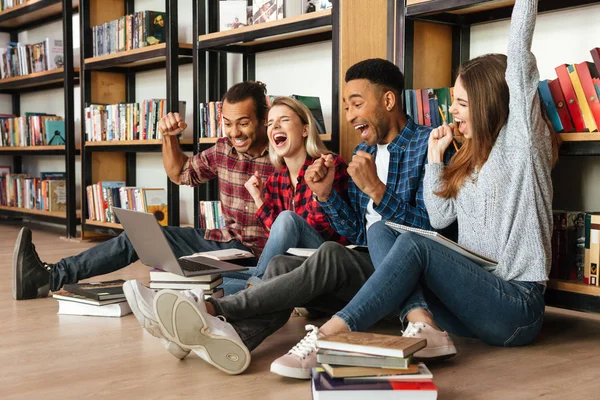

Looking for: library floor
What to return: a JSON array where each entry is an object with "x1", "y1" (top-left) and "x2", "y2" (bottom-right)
[{"x1": 2, "y1": 223, "x2": 600, "y2": 399}]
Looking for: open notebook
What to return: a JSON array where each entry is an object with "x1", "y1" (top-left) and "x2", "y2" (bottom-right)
[{"x1": 385, "y1": 221, "x2": 497, "y2": 270}]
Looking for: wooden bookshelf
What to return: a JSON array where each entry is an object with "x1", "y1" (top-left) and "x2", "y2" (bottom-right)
[
  {"x1": 0, "y1": 145, "x2": 66, "y2": 151},
  {"x1": 0, "y1": 0, "x2": 79, "y2": 29},
  {"x1": 84, "y1": 43, "x2": 193, "y2": 70},
  {"x1": 197, "y1": 9, "x2": 332, "y2": 51},
  {"x1": 0, "y1": 68, "x2": 80, "y2": 92},
  {"x1": 0, "y1": 206, "x2": 81, "y2": 219},
  {"x1": 195, "y1": 135, "x2": 330, "y2": 145},
  {"x1": 84, "y1": 219, "x2": 123, "y2": 229},
  {"x1": 548, "y1": 279, "x2": 600, "y2": 296},
  {"x1": 559, "y1": 133, "x2": 600, "y2": 142},
  {"x1": 85, "y1": 138, "x2": 193, "y2": 146}
]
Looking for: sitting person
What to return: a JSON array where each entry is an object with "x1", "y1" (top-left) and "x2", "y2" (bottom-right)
[
  {"x1": 125, "y1": 57, "x2": 449, "y2": 376},
  {"x1": 220, "y1": 95, "x2": 349, "y2": 295}
]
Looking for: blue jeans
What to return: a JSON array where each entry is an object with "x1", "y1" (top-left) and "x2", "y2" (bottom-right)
[
  {"x1": 220, "y1": 211, "x2": 325, "y2": 295},
  {"x1": 336, "y1": 221, "x2": 545, "y2": 347},
  {"x1": 51, "y1": 226, "x2": 251, "y2": 291}
]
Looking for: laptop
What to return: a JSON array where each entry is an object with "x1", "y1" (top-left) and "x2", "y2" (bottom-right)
[{"x1": 113, "y1": 208, "x2": 249, "y2": 277}]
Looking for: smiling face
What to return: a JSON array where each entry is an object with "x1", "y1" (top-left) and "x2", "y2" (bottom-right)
[
  {"x1": 222, "y1": 98, "x2": 267, "y2": 156},
  {"x1": 267, "y1": 104, "x2": 308, "y2": 160},
  {"x1": 449, "y1": 76, "x2": 471, "y2": 139},
  {"x1": 343, "y1": 79, "x2": 394, "y2": 146}
]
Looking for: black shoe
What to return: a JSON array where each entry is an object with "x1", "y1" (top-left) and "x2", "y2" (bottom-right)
[{"x1": 13, "y1": 227, "x2": 52, "y2": 300}]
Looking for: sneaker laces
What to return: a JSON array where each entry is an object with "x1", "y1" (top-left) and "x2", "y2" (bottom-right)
[
  {"x1": 31, "y1": 243, "x2": 51, "y2": 273},
  {"x1": 288, "y1": 325, "x2": 320, "y2": 359},
  {"x1": 402, "y1": 322, "x2": 426, "y2": 337}
]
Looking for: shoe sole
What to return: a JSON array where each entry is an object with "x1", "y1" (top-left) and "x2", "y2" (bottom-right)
[
  {"x1": 122, "y1": 281, "x2": 190, "y2": 360},
  {"x1": 154, "y1": 290, "x2": 251, "y2": 375},
  {"x1": 414, "y1": 344, "x2": 458, "y2": 361},
  {"x1": 270, "y1": 363, "x2": 311, "y2": 380},
  {"x1": 12, "y1": 227, "x2": 27, "y2": 300}
]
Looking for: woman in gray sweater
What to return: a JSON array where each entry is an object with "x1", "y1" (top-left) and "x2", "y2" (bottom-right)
[{"x1": 313, "y1": 0, "x2": 556, "y2": 359}]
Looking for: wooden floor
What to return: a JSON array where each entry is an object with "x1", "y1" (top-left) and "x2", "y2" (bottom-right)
[{"x1": 2, "y1": 223, "x2": 600, "y2": 399}]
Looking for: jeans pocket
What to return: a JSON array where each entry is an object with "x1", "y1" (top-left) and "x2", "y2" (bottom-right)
[{"x1": 503, "y1": 312, "x2": 544, "y2": 347}]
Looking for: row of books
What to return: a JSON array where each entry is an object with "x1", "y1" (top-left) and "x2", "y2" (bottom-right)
[
  {"x1": 404, "y1": 87, "x2": 453, "y2": 129},
  {"x1": 551, "y1": 211, "x2": 600, "y2": 287},
  {"x1": 199, "y1": 200, "x2": 226, "y2": 230},
  {"x1": 312, "y1": 332, "x2": 437, "y2": 399},
  {"x1": 86, "y1": 182, "x2": 168, "y2": 226},
  {"x1": 538, "y1": 47, "x2": 600, "y2": 133},
  {"x1": 84, "y1": 100, "x2": 186, "y2": 142},
  {"x1": 0, "y1": 114, "x2": 64, "y2": 147},
  {"x1": 0, "y1": 172, "x2": 66, "y2": 212},
  {"x1": 149, "y1": 269, "x2": 224, "y2": 297},
  {"x1": 92, "y1": 11, "x2": 166, "y2": 58},
  {"x1": 198, "y1": 102, "x2": 224, "y2": 138},
  {"x1": 0, "y1": 38, "x2": 64, "y2": 79},
  {"x1": 0, "y1": 0, "x2": 26, "y2": 11},
  {"x1": 219, "y1": 1, "x2": 332, "y2": 32}
]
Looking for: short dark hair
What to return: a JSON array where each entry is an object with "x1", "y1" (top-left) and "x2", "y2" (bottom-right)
[
  {"x1": 222, "y1": 81, "x2": 268, "y2": 122},
  {"x1": 345, "y1": 58, "x2": 405, "y2": 96}
]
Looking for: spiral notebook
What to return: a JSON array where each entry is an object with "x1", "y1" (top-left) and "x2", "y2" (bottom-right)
[{"x1": 384, "y1": 221, "x2": 497, "y2": 270}]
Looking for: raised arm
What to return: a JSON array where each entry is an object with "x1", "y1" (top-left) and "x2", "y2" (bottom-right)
[{"x1": 505, "y1": 0, "x2": 542, "y2": 146}]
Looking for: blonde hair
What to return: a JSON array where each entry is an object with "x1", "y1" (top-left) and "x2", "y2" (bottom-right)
[{"x1": 268, "y1": 96, "x2": 330, "y2": 168}]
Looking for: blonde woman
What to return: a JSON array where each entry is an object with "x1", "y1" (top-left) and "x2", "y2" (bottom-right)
[{"x1": 220, "y1": 96, "x2": 348, "y2": 295}]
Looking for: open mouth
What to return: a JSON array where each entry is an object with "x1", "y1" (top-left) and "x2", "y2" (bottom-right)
[
  {"x1": 231, "y1": 136, "x2": 249, "y2": 147},
  {"x1": 354, "y1": 123, "x2": 369, "y2": 139},
  {"x1": 454, "y1": 118, "x2": 465, "y2": 136},
  {"x1": 272, "y1": 132, "x2": 288, "y2": 146}
]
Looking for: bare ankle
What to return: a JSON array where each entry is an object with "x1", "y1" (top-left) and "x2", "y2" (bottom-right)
[{"x1": 319, "y1": 316, "x2": 351, "y2": 336}]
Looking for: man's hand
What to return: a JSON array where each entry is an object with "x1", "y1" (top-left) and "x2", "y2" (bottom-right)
[
  {"x1": 244, "y1": 171, "x2": 264, "y2": 203},
  {"x1": 348, "y1": 150, "x2": 385, "y2": 203},
  {"x1": 158, "y1": 112, "x2": 187, "y2": 137},
  {"x1": 305, "y1": 154, "x2": 336, "y2": 201}
]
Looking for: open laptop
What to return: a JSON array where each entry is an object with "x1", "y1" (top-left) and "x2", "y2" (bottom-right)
[{"x1": 113, "y1": 207, "x2": 249, "y2": 277}]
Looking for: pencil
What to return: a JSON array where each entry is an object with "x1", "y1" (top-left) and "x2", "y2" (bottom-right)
[{"x1": 438, "y1": 106, "x2": 459, "y2": 152}]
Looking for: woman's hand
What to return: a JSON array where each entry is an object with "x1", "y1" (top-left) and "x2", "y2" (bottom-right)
[
  {"x1": 245, "y1": 171, "x2": 264, "y2": 207},
  {"x1": 428, "y1": 123, "x2": 454, "y2": 164}
]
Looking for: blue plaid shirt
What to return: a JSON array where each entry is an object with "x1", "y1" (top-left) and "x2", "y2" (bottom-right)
[{"x1": 320, "y1": 119, "x2": 433, "y2": 245}]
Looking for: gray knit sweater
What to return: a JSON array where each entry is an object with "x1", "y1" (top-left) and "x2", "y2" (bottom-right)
[{"x1": 424, "y1": 0, "x2": 552, "y2": 282}]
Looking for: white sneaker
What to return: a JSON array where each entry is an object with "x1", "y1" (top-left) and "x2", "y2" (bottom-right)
[
  {"x1": 123, "y1": 280, "x2": 190, "y2": 360},
  {"x1": 270, "y1": 325, "x2": 321, "y2": 379},
  {"x1": 402, "y1": 321, "x2": 457, "y2": 360},
  {"x1": 153, "y1": 289, "x2": 251, "y2": 375}
]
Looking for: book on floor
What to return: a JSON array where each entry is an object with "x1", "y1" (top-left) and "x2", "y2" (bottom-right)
[
  {"x1": 63, "y1": 279, "x2": 126, "y2": 301},
  {"x1": 344, "y1": 363, "x2": 433, "y2": 382},
  {"x1": 317, "y1": 332, "x2": 426, "y2": 359},
  {"x1": 311, "y1": 367, "x2": 438, "y2": 400},
  {"x1": 149, "y1": 268, "x2": 221, "y2": 283},
  {"x1": 317, "y1": 349, "x2": 412, "y2": 369},
  {"x1": 321, "y1": 363, "x2": 419, "y2": 379},
  {"x1": 149, "y1": 277, "x2": 223, "y2": 290},
  {"x1": 56, "y1": 298, "x2": 132, "y2": 317},
  {"x1": 384, "y1": 221, "x2": 498, "y2": 269},
  {"x1": 52, "y1": 290, "x2": 126, "y2": 306}
]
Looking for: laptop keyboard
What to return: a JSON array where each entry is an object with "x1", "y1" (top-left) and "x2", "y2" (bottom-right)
[{"x1": 178, "y1": 258, "x2": 215, "y2": 272}]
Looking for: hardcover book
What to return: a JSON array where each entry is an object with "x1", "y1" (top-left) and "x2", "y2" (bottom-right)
[
  {"x1": 45, "y1": 120, "x2": 65, "y2": 145},
  {"x1": 317, "y1": 349, "x2": 412, "y2": 369},
  {"x1": 63, "y1": 280, "x2": 126, "y2": 301},
  {"x1": 253, "y1": 0, "x2": 278, "y2": 24},
  {"x1": 291, "y1": 94, "x2": 326, "y2": 134},
  {"x1": 317, "y1": 332, "x2": 426, "y2": 359},
  {"x1": 56, "y1": 298, "x2": 132, "y2": 317},
  {"x1": 219, "y1": 1, "x2": 249, "y2": 31},
  {"x1": 321, "y1": 363, "x2": 419, "y2": 379}
]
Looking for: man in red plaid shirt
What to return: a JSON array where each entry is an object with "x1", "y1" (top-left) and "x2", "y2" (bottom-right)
[{"x1": 13, "y1": 82, "x2": 275, "y2": 311}]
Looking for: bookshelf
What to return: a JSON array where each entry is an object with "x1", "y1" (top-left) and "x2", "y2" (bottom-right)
[
  {"x1": 0, "y1": 0, "x2": 79, "y2": 237},
  {"x1": 399, "y1": 0, "x2": 600, "y2": 312},
  {"x1": 191, "y1": 0, "x2": 390, "y2": 228},
  {"x1": 78, "y1": 0, "x2": 193, "y2": 237}
]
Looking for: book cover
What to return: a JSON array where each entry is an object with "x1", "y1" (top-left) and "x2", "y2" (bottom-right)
[
  {"x1": 219, "y1": 1, "x2": 248, "y2": 31},
  {"x1": 45, "y1": 119, "x2": 65, "y2": 145},
  {"x1": 291, "y1": 94, "x2": 326, "y2": 134},
  {"x1": 149, "y1": 277, "x2": 223, "y2": 290},
  {"x1": 574, "y1": 62, "x2": 600, "y2": 130},
  {"x1": 56, "y1": 299, "x2": 132, "y2": 317},
  {"x1": 145, "y1": 11, "x2": 166, "y2": 46},
  {"x1": 317, "y1": 349, "x2": 411, "y2": 369},
  {"x1": 180, "y1": 248, "x2": 255, "y2": 261},
  {"x1": 317, "y1": 332, "x2": 426, "y2": 359},
  {"x1": 253, "y1": 0, "x2": 278, "y2": 24},
  {"x1": 548, "y1": 78, "x2": 575, "y2": 132},
  {"x1": 143, "y1": 187, "x2": 168, "y2": 226},
  {"x1": 385, "y1": 221, "x2": 498, "y2": 269},
  {"x1": 149, "y1": 268, "x2": 221, "y2": 283},
  {"x1": 567, "y1": 64, "x2": 597, "y2": 132},
  {"x1": 48, "y1": 180, "x2": 66, "y2": 212},
  {"x1": 555, "y1": 64, "x2": 586, "y2": 132},
  {"x1": 538, "y1": 80, "x2": 564, "y2": 133},
  {"x1": 321, "y1": 363, "x2": 419, "y2": 379},
  {"x1": 63, "y1": 280, "x2": 126, "y2": 301}
]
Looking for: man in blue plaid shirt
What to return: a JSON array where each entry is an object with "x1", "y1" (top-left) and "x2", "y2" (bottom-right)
[{"x1": 146, "y1": 59, "x2": 453, "y2": 378}]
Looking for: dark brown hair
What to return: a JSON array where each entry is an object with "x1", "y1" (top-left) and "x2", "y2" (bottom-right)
[{"x1": 222, "y1": 81, "x2": 269, "y2": 122}]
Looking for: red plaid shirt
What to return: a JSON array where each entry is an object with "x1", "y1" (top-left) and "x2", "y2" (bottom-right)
[
  {"x1": 179, "y1": 137, "x2": 276, "y2": 255},
  {"x1": 256, "y1": 154, "x2": 349, "y2": 245}
]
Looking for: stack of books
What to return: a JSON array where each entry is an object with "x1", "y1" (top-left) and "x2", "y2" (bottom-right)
[
  {"x1": 53, "y1": 280, "x2": 132, "y2": 318},
  {"x1": 149, "y1": 269, "x2": 224, "y2": 299},
  {"x1": 312, "y1": 332, "x2": 438, "y2": 399}
]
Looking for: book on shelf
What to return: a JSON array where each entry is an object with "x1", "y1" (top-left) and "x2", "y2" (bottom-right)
[
  {"x1": 149, "y1": 268, "x2": 221, "y2": 283},
  {"x1": 63, "y1": 280, "x2": 126, "y2": 301},
  {"x1": 144, "y1": 187, "x2": 168, "y2": 226},
  {"x1": 150, "y1": 277, "x2": 224, "y2": 291},
  {"x1": 317, "y1": 332, "x2": 426, "y2": 359},
  {"x1": 291, "y1": 94, "x2": 326, "y2": 135},
  {"x1": 547, "y1": 79, "x2": 575, "y2": 133},
  {"x1": 48, "y1": 180, "x2": 66, "y2": 212},
  {"x1": 219, "y1": 1, "x2": 249, "y2": 31},
  {"x1": 385, "y1": 221, "x2": 498, "y2": 269},
  {"x1": 317, "y1": 349, "x2": 412, "y2": 369},
  {"x1": 44, "y1": 120, "x2": 65, "y2": 145},
  {"x1": 311, "y1": 367, "x2": 438, "y2": 400},
  {"x1": 253, "y1": 0, "x2": 278, "y2": 24},
  {"x1": 303, "y1": 0, "x2": 333, "y2": 13},
  {"x1": 320, "y1": 363, "x2": 419, "y2": 379},
  {"x1": 567, "y1": 64, "x2": 597, "y2": 132}
]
